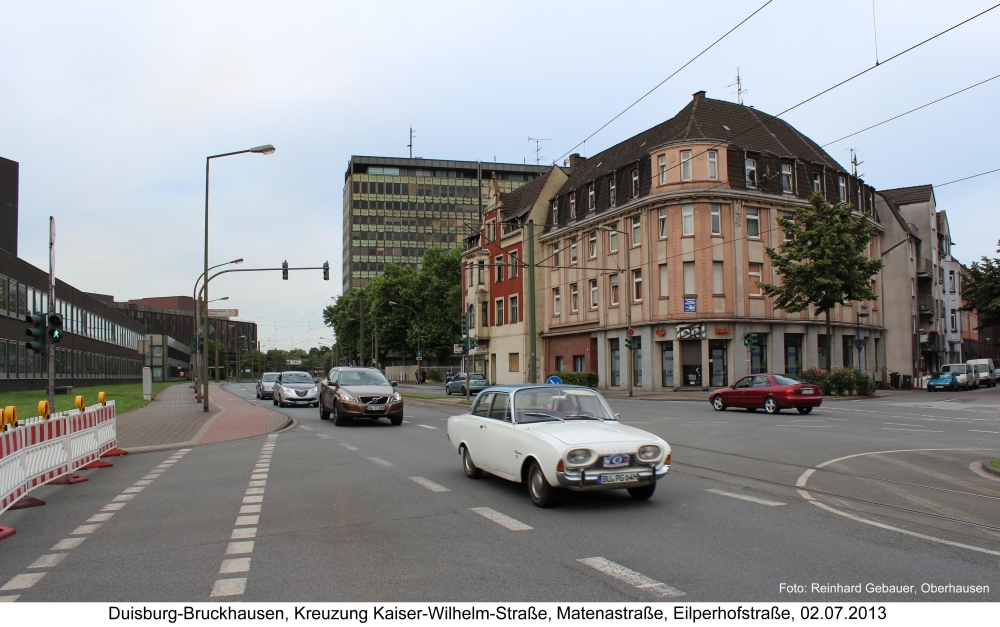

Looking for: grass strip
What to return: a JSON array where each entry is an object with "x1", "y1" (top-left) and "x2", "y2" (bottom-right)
[
  {"x1": 991, "y1": 460, "x2": 1000, "y2": 470},
  {"x1": 0, "y1": 381, "x2": 183, "y2": 419}
]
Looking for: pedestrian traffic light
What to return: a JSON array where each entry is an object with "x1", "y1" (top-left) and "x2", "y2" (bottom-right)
[
  {"x1": 26, "y1": 314, "x2": 46, "y2": 352},
  {"x1": 282, "y1": 261, "x2": 289, "y2": 280},
  {"x1": 322, "y1": 261, "x2": 330, "y2": 281},
  {"x1": 48, "y1": 313, "x2": 64, "y2": 343},
  {"x1": 460, "y1": 313, "x2": 468, "y2": 335}
]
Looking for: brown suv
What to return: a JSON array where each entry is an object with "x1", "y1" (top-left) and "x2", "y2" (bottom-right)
[{"x1": 319, "y1": 367, "x2": 404, "y2": 426}]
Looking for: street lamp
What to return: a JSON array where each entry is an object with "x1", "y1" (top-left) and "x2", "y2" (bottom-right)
[
  {"x1": 203, "y1": 144, "x2": 274, "y2": 412},
  {"x1": 388, "y1": 301, "x2": 421, "y2": 380},
  {"x1": 857, "y1": 312, "x2": 870, "y2": 372},
  {"x1": 192, "y1": 258, "x2": 242, "y2": 396},
  {"x1": 596, "y1": 225, "x2": 634, "y2": 397}
]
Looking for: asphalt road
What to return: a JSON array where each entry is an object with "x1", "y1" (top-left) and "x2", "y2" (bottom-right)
[{"x1": 1, "y1": 383, "x2": 997, "y2": 602}]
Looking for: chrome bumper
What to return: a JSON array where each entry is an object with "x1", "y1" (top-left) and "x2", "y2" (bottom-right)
[{"x1": 556, "y1": 464, "x2": 669, "y2": 488}]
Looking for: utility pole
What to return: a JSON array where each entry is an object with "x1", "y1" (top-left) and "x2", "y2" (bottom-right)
[
  {"x1": 47, "y1": 217, "x2": 56, "y2": 410},
  {"x1": 408, "y1": 125, "x2": 415, "y2": 158},
  {"x1": 527, "y1": 220, "x2": 537, "y2": 384},
  {"x1": 477, "y1": 161, "x2": 483, "y2": 225},
  {"x1": 359, "y1": 292, "x2": 364, "y2": 367}
]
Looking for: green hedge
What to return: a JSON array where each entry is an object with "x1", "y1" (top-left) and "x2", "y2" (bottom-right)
[
  {"x1": 545, "y1": 371, "x2": 599, "y2": 388},
  {"x1": 798, "y1": 367, "x2": 874, "y2": 396}
]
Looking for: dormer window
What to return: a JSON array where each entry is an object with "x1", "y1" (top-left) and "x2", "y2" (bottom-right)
[
  {"x1": 631, "y1": 169, "x2": 639, "y2": 198},
  {"x1": 569, "y1": 192, "x2": 576, "y2": 218},
  {"x1": 781, "y1": 164, "x2": 793, "y2": 193},
  {"x1": 587, "y1": 184, "x2": 594, "y2": 211},
  {"x1": 680, "y1": 150, "x2": 692, "y2": 181},
  {"x1": 707, "y1": 150, "x2": 718, "y2": 180},
  {"x1": 551, "y1": 200, "x2": 558, "y2": 225},
  {"x1": 609, "y1": 176, "x2": 616, "y2": 207},
  {"x1": 745, "y1": 158, "x2": 757, "y2": 188},
  {"x1": 838, "y1": 176, "x2": 847, "y2": 202},
  {"x1": 812, "y1": 171, "x2": 823, "y2": 193}
]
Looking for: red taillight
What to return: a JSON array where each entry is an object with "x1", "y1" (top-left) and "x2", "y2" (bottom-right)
[{"x1": 786, "y1": 387, "x2": 796, "y2": 395}]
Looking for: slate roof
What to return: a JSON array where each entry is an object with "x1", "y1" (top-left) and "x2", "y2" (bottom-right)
[
  {"x1": 878, "y1": 184, "x2": 934, "y2": 206},
  {"x1": 559, "y1": 91, "x2": 847, "y2": 193},
  {"x1": 498, "y1": 167, "x2": 557, "y2": 220}
]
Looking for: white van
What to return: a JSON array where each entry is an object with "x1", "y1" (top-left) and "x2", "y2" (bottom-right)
[
  {"x1": 941, "y1": 363, "x2": 975, "y2": 390},
  {"x1": 967, "y1": 358, "x2": 997, "y2": 388}
]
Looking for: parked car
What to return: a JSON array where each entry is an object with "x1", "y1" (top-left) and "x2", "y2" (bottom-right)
[
  {"x1": 272, "y1": 371, "x2": 320, "y2": 407},
  {"x1": 941, "y1": 363, "x2": 976, "y2": 390},
  {"x1": 447, "y1": 385, "x2": 670, "y2": 507},
  {"x1": 444, "y1": 372, "x2": 490, "y2": 396},
  {"x1": 967, "y1": 358, "x2": 997, "y2": 388},
  {"x1": 256, "y1": 372, "x2": 280, "y2": 399},
  {"x1": 709, "y1": 373, "x2": 823, "y2": 414},
  {"x1": 926, "y1": 371, "x2": 958, "y2": 392},
  {"x1": 319, "y1": 367, "x2": 403, "y2": 426}
]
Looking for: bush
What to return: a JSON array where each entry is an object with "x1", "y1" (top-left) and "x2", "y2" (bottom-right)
[
  {"x1": 546, "y1": 371, "x2": 599, "y2": 388},
  {"x1": 425, "y1": 369, "x2": 443, "y2": 382},
  {"x1": 828, "y1": 367, "x2": 855, "y2": 396},
  {"x1": 799, "y1": 367, "x2": 832, "y2": 395}
]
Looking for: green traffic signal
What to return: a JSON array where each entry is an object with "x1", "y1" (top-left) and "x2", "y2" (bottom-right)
[
  {"x1": 26, "y1": 314, "x2": 47, "y2": 352},
  {"x1": 322, "y1": 261, "x2": 330, "y2": 281},
  {"x1": 48, "y1": 313, "x2": 64, "y2": 343}
]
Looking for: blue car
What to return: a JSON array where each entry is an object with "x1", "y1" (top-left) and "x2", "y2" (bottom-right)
[{"x1": 927, "y1": 371, "x2": 957, "y2": 392}]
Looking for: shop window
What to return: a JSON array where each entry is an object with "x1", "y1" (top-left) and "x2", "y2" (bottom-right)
[
  {"x1": 609, "y1": 339, "x2": 621, "y2": 386},
  {"x1": 750, "y1": 334, "x2": 768, "y2": 374},
  {"x1": 784, "y1": 334, "x2": 802, "y2": 375},
  {"x1": 710, "y1": 339, "x2": 728, "y2": 387},
  {"x1": 661, "y1": 343, "x2": 674, "y2": 388}
]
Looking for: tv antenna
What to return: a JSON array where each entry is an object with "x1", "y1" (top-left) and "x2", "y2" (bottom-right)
[
  {"x1": 850, "y1": 148, "x2": 865, "y2": 179},
  {"x1": 408, "y1": 125, "x2": 416, "y2": 158},
  {"x1": 725, "y1": 68, "x2": 748, "y2": 105},
  {"x1": 528, "y1": 137, "x2": 551, "y2": 165}
]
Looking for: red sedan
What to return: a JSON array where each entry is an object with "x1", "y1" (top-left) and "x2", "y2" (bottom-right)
[{"x1": 709, "y1": 374, "x2": 823, "y2": 414}]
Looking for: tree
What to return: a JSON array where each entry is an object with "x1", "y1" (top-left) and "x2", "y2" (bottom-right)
[
  {"x1": 960, "y1": 240, "x2": 1000, "y2": 329},
  {"x1": 759, "y1": 191, "x2": 883, "y2": 371}
]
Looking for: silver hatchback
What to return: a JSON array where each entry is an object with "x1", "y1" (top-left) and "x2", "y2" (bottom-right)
[
  {"x1": 273, "y1": 371, "x2": 320, "y2": 407},
  {"x1": 256, "y1": 372, "x2": 280, "y2": 399}
]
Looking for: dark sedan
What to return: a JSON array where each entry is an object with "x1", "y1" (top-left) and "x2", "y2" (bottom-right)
[{"x1": 709, "y1": 373, "x2": 822, "y2": 414}]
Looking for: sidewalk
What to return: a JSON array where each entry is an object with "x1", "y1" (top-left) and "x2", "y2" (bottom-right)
[{"x1": 116, "y1": 383, "x2": 291, "y2": 452}]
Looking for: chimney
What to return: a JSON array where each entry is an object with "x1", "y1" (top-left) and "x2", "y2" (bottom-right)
[
  {"x1": 567, "y1": 153, "x2": 585, "y2": 172},
  {"x1": 692, "y1": 90, "x2": 706, "y2": 101}
]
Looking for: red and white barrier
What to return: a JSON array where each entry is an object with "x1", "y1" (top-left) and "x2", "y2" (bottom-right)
[{"x1": 0, "y1": 402, "x2": 117, "y2": 515}]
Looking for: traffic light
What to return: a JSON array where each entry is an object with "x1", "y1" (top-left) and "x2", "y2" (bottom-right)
[
  {"x1": 48, "y1": 313, "x2": 64, "y2": 343},
  {"x1": 282, "y1": 260, "x2": 289, "y2": 280},
  {"x1": 460, "y1": 313, "x2": 468, "y2": 335},
  {"x1": 26, "y1": 314, "x2": 46, "y2": 352},
  {"x1": 743, "y1": 330, "x2": 751, "y2": 346},
  {"x1": 322, "y1": 261, "x2": 330, "y2": 281},
  {"x1": 624, "y1": 337, "x2": 634, "y2": 350}
]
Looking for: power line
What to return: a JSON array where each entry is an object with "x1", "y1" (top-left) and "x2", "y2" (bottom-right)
[
  {"x1": 554, "y1": 0, "x2": 774, "y2": 163},
  {"x1": 936, "y1": 166, "x2": 1000, "y2": 188}
]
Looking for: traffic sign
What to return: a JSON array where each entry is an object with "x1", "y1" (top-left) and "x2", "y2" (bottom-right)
[
  {"x1": 417, "y1": 352, "x2": 423, "y2": 359},
  {"x1": 546, "y1": 375, "x2": 562, "y2": 384},
  {"x1": 454, "y1": 344, "x2": 462, "y2": 354},
  {"x1": 626, "y1": 327, "x2": 635, "y2": 337}
]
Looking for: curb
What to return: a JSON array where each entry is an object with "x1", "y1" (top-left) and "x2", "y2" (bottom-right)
[
  {"x1": 122, "y1": 406, "x2": 294, "y2": 454},
  {"x1": 983, "y1": 461, "x2": 1000, "y2": 478}
]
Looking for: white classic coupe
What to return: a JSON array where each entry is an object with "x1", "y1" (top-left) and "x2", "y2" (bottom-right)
[{"x1": 447, "y1": 385, "x2": 671, "y2": 507}]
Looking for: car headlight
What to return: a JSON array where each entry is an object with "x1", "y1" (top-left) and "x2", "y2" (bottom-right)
[
  {"x1": 391, "y1": 391, "x2": 401, "y2": 402},
  {"x1": 565, "y1": 448, "x2": 593, "y2": 466},
  {"x1": 309, "y1": 387, "x2": 318, "y2": 394},
  {"x1": 339, "y1": 392, "x2": 357, "y2": 402},
  {"x1": 637, "y1": 445, "x2": 661, "y2": 462}
]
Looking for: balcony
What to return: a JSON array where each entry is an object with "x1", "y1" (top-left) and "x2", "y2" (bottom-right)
[
  {"x1": 917, "y1": 294, "x2": 936, "y2": 314},
  {"x1": 916, "y1": 257, "x2": 933, "y2": 278},
  {"x1": 919, "y1": 333, "x2": 943, "y2": 352}
]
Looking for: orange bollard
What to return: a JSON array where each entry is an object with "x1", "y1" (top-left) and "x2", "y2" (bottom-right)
[
  {"x1": 38, "y1": 400, "x2": 50, "y2": 420},
  {"x1": 75, "y1": 395, "x2": 86, "y2": 411},
  {"x1": 98, "y1": 391, "x2": 107, "y2": 406}
]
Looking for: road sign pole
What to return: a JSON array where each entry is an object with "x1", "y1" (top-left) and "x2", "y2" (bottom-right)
[{"x1": 47, "y1": 217, "x2": 55, "y2": 410}]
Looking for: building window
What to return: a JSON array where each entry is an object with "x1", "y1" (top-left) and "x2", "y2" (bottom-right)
[
  {"x1": 658, "y1": 208, "x2": 667, "y2": 238},
  {"x1": 659, "y1": 263, "x2": 668, "y2": 298},
  {"x1": 496, "y1": 298, "x2": 505, "y2": 326},
  {"x1": 631, "y1": 215, "x2": 641, "y2": 246},
  {"x1": 552, "y1": 243, "x2": 560, "y2": 267},
  {"x1": 609, "y1": 176, "x2": 616, "y2": 207},
  {"x1": 745, "y1": 158, "x2": 757, "y2": 188},
  {"x1": 749, "y1": 263, "x2": 763, "y2": 296},
  {"x1": 510, "y1": 295, "x2": 519, "y2": 324},
  {"x1": 608, "y1": 224, "x2": 618, "y2": 252},
  {"x1": 682, "y1": 204, "x2": 694, "y2": 236},
  {"x1": 495, "y1": 255, "x2": 505, "y2": 282},
  {"x1": 683, "y1": 261, "x2": 696, "y2": 294},
  {"x1": 589, "y1": 278, "x2": 598, "y2": 308},
  {"x1": 838, "y1": 176, "x2": 847, "y2": 202},
  {"x1": 781, "y1": 164, "x2": 793, "y2": 193},
  {"x1": 553, "y1": 288, "x2": 561, "y2": 316},
  {"x1": 509, "y1": 250, "x2": 518, "y2": 278},
  {"x1": 478, "y1": 260, "x2": 485, "y2": 284},
  {"x1": 948, "y1": 270, "x2": 955, "y2": 293},
  {"x1": 950, "y1": 309, "x2": 956, "y2": 330},
  {"x1": 551, "y1": 200, "x2": 558, "y2": 225},
  {"x1": 570, "y1": 241, "x2": 578, "y2": 264},
  {"x1": 570, "y1": 283, "x2": 579, "y2": 312},
  {"x1": 813, "y1": 171, "x2": 823, "y2": 193},
  {"x1": 509, "y1": 353, "x2": 520, "y2": 373},
  {"x1": 711, "y1": 204, "x2": 721, "y2": 235},
  {"x1": 588, "y1": 231, "x2": 597, "y2": 258},
  {"x1": 631, "y1": 169, "x2": 639, "y2": 198},
  {"x1": 573, "y1": 355, "x2": 585, "y2": 372},
  {"x1": 587, "y1": 184, "x2": 594, "y2": 211},
  {"x1": 707, "y1": 150, "x2": 718, "y2": 180},
  {"x1": 782, "y1": 211, "x2": 795, "y2": 241},
  {"x1": 468, "y1": 304, "x2": 476, "y2": 329},
  {"x1": 569, "y1": 192, "x2": 576, "y2": 218},
  {"x1": 658, "y1": 154, "x2": 667, "y2": 185},
  {"x1": 713, "y1": 261, "x2": 724, "y2": 295},
  {"x1": 680, "y1": 150, "x2": 692, "y2": 181},
  {"x1": 482, "y1": 301, "x2": 489, "y2": 327},
  {"x1": 610, "y1": 275, "x2": 619, "y2": 305},
  {"x1": 555, "y1": 355, "x2": 564, "y2": 371},
  {"x1": 746, "y1": 208, "x2": 760, "y2": 238}
]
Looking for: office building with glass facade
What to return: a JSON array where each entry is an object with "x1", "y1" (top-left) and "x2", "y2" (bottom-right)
[{"x1": 342, "y1": 156, "x2": 552, "y2": 291}]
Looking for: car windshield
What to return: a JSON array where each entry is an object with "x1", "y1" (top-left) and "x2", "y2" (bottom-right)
[
  {"x1": 512, "y1": 387, "x2": 616, "y2": 423},
  {"x1": 339, "y1": 370, "x2": 390, "y2": 386},
  {"x1": 931, "y1": 372, "x2": 952, "y2": 378},
  {"x1": 262, "y1": 374, "x2": 279, "y2": 382},
  {"x1": 975, "y1": 365, "x2": 989, "y2": 373},
  {"x1": 282, "y1": 373, "x2": 314, "y2": 384},
  {"x1": 772, "y1": 374, "x2": 805, "y2": 385},
  {"x1": 943, "y1": 365, "x2": 965, "y2": 373}
]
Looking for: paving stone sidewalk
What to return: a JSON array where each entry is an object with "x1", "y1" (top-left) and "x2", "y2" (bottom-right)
[{"x1": 116, "y1": 383, "x2": 290, "y2": 452}]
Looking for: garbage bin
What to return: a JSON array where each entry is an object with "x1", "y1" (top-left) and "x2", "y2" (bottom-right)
[
  {"x1": 901, "y1": 374, "x2": 912, "y2": 389},
  {"x1": 891, "y1": 372, "x2": 901, "y2": 389}
]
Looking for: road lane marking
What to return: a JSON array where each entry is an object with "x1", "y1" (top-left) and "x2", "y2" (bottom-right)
[
  {"x1": 367, "y1": 457, "x2": 394, "y2": 467},
  {"x1": 246, "y1": 487, "x2": 265, "y2": 495},
  {"x1": 87, "y1": 513, "x2": 114, "y2": 523},
  {"x1": 231, "y1": 528, "x2": 256, "y2": 539},
  {"x1": 577, "y1": 557, "x2": 685, "y2": 598},
  {"x1": 123, "y1": 486, "x2": 144, "y2": 493},
  {"x1": 133, "y1": 480, "x2": 153, "y2": 486},
  {"x1": 409, "y1": 477, "x2": 450, "y2": 492},
  {"x1": 417, "y1": 424, "x2": 438, "y2": 430},
  {"x1": 469, "y1": 507, "x2": 532, "y2": 531},
  {"x1": 969, "y1": 430, "x2": 1000, "y2": 434},
  {"x1": 50, "y1": 538, "x2": 85, "y2": 550},
  {"x1": 885, "y1": 423, "x2": 928, "y2": 428},
  {"x1": 70, "y1": 524, "x2": 101, "y2": 535},
  {"x1": 339, "y1": 443, "x2": 359, "y2": 451},
  {"x1": 0, "y1": 596, "x2": 19, "y2": 602},
  {"x1": 28, "y1": 554, "x2": 66, "y2": 569},
  {"x1": 210, "y1": 578, "x2": 247, "y2": 597},
  {"x1": 101, "y1": 503, "x2": 126, "y2": 511},
  {"x1": 316, "y1": 434, "x2": 333, "y2": 439},
  {"x1": 0, "y1": 573, "x2": 46, "y2": 591},
  {"x1": 882, "y1": 428, "x2": 943, "y2": 433},
  {"x1": 299, "y1": 426, "x2": 313, "y2": 431},
  {"x1": 235, "y1": 515, "x2": 259, "y2": 526},
  {"x1": 240, "y1": 504, "x2": 262, "y2": 514},
  {"x1": 112, "y1": 494, "x2": 135, "y2": 502},
  {"x1": 705, "y1": 488, "x2": 786, "y2": 507},
  {"x1": 243, "y1": 495, "x2": 264, "y2": 504},
  {"x1": 251, "y1": 474, "x2": 267, "y2": 480},
  {"x1": 249, "y1": 480, "x2": 266, "y2": 487},
  {"x1": 219, "y1": 558, "x2": 251, "y2": 574}
]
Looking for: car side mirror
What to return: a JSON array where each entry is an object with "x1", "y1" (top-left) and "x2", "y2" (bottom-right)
[
  {"x1": 614, "y1": 412, "x2": 620, "y2": 419},
  {"x1": 391, "y1": 381, "x2": 398, "y2": 387}
]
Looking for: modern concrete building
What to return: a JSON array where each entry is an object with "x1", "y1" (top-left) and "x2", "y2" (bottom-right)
[
  {"x1": 342, "y1": 156, "x2": 552, "y2": 292},
  {"x1": 140, "y1": 334, "x2": 192, "y2": 382}
]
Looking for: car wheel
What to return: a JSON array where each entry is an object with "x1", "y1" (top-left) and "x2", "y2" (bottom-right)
[
  {"x1": 764, "y1": 397, "x2": 780, "y2": 414},
  {"x1": 319, "y1": 402, "x2": 330, "y2": 420},
  {"x1": 462, "y1": 446, "x2": 482, "y2": 479},
  {"x1": 445, "y1": 386, "x2": 452, "y2": 395},
  {"x1": 390, "y1": 415, "x2": 403, "y2": 426},
  {"x1": 256, "y1": 391, "x2": 260, "y2": 399},
  {"x1": 272, "y1": 395, "x2": 278, "y2": 406},
  {"x1": 627, "y1": 482, "x2": 656, "y2": 500},
  {"x1": 712, "y1": 395, "x2": 727, "y2": 411},
  {"x1": 527, "y1": 461, "x2": 558, "y2": 508},
  {"x1": 796, "y1": 406, "x2": 813, "y2": 414}
]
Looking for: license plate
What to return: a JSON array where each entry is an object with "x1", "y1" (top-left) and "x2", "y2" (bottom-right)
[
  {"x1": 801, "y1": 389, "x2": 814, "y2": 395},
  {"x1": 599, "y1": 472, "x2": 639, "y2": 485},
  {"x1": 366, "y1": 405, "x2": 386, "y2": 412},
  {"x1": 603, "y1": 454, "x2": 630, "y2": 468}
]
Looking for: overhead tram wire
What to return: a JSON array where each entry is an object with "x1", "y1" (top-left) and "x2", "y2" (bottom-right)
[
  {"x1": 936, "y1": 166, "x2": 1000, "y2": 187},
  {"x1": 554, "y1": 0, "x2": 774, "y2": 165}
]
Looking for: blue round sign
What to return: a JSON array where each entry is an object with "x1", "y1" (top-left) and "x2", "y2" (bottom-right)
[{"x1": 546, "y1": 376, "x2": 562, "y2": 384}]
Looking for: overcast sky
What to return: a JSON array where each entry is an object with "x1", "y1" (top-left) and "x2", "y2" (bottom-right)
[{"x1": 2, "y1": 1, "x2": 997, "y2": 350}]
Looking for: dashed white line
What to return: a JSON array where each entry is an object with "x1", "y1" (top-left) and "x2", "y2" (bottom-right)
[
  {"x1": 417, "y1": 424, "x2": 438, "y2": 430},
  {"x1": 27, "y1": 554, "x2": 66, "y2": 569},
  {"x1": 0, "y1": 573, "x2": 46, "y2": 591},
  {"x1": 409, "y1": 477, "x2": 450, "y2": 492},
  {"x1": 705, "y1": 488, "x2": 786, "y2": 507},
  {"x1": 469, "y1": 507, "x2": 532, "y2": 531},
  {"x1": 231, "y1": 527, "x2": 256, "y2": 539},
  {"x1": 50, "y1": 538, "x2": 85, "y2": 551},
  {"x1": 70, "y1": 524, "x2": 101, "y2": 535},
  {"x1": 299, "y1": 425, "x2": 314, "y2": 431},
  {"x1": 235, "y1": 515, "x2": 259, "y2": 526},
  {"x1": 578, "y1": 557, "x2": 685, "y2": 598},
  {"x1": 242, "y1": 495, "x2": 264, "y2": 504},
  {"x1": 969, "y1": 430, "x2": 1000, "y2": 434},
  {"x1": 226, "y1": 541, "x2": 255, "y2": 555},
  {"x1": 339, "y1": 443, "x2": 359, "y2": 451},
  {"x1": 210, "y1": 578, "x2": 247, "y2": 597},
  {"x1": 367, "y1": 457, "x2": 394, "y2": 467},
  {"x1": 87, "y1": 513, "x2": 114, "y2": 523},
  {"x1": 882, "y1": 428, "x2": 943, "y2": 433},
  {"x1": 219, "y1": 558, "x2": 251, "y2": 574}
]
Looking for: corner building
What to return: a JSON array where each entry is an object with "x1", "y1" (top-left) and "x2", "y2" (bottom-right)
[{"x1": 541, "y1": 91, "x2": 886, "y2": 391}]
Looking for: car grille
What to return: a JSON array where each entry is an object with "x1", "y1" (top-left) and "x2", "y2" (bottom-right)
[
  {"x1": 295, "y1": 390, "x2": 309, "y2": 397},
  {"x1": 589, "y1": 453, "x2": 640, "y2": 470},
  {"x1": 360, "y1": 396, "x2": 387, "y2": 404}
]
